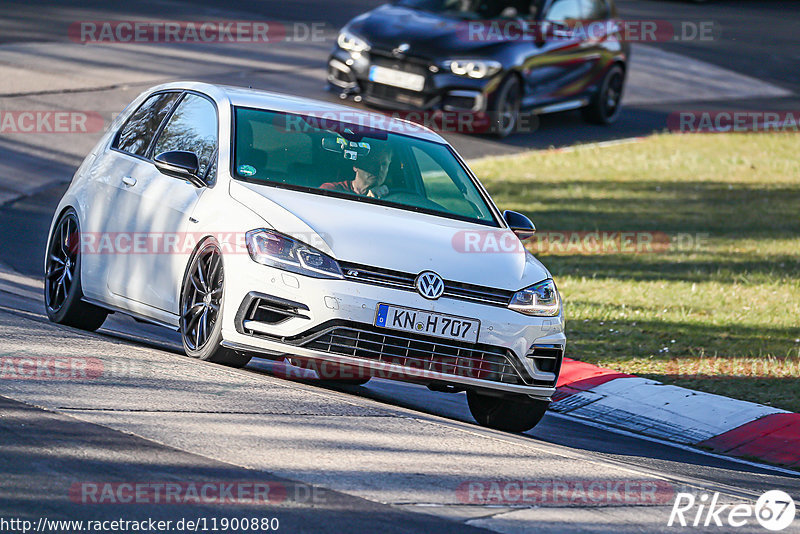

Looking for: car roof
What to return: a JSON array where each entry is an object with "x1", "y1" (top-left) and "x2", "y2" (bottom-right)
[{"x1": 147, "y1": 81, "x2": 447, "y2": 144}]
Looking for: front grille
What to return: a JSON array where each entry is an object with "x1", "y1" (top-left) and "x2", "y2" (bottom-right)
[
  {"x1": 303, "y1": 326, "x2": 531, "y2": 385},
  {"x1": 443, "y1": 93, "x2": 479, "y2": 111},
  {"x1": 369, "y1": 51, "x2": 432, "y2": 73},
  {"x1": 339, "y1": 261, "x2": 515, "y2": 307},
  {"x1": 361, "y1": 53, "x2": 434, "y2": 109}
]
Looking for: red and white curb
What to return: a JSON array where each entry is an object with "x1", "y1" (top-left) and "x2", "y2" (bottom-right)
[{"x1": 554, "y1": 358, "x2": 800, "y2": 469}]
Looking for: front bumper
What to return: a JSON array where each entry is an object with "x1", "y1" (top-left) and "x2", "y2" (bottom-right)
[
  {"x1": 327, "y1": 47, "x2": 500, "y2": 113},
  {"x1": 221, "y1": 254, "x2": 565, "y2": 399}
]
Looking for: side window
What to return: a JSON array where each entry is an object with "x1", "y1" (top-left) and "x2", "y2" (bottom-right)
[
  {"x1": 115, "y1": 92, "x2": 180, "y2": 157},
  {"x1": 579, "y1": 0, "x2": 608, "y2": 20},
  {"x1": 544, "y1": 0, "x2": 583, "y2": 24},
  {"x1": 412, "y1": 146, "x2": 482, "y2": 219},
  {"x1": 152, "y1": 94, "x2": 218, "y2": 177}
]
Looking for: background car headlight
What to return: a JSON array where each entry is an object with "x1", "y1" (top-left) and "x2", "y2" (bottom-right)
[
  {"x1": 337, "y1": 30, "x2": 370, "y2": 53},
  {"x1": 445, "y1": 59, "x2": 502, "y2": 79},
  {"x1": 245, "y1": 229, "x2": 343, "y2": 279},
  {"x1": 509, "y1": 279, "x2": 561, "y2": 316}
]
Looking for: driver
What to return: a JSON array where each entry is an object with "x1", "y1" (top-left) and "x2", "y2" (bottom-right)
[{"x1": 320, "y1": 148, "x2": 391, "y2": 199}]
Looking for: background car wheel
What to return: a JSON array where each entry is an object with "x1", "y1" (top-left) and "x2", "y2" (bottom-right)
[
  {"x1": 180, "y1": 240, "x2": 251, "y2": 368},
  {"x1": 44, "y1": 209, "x2": 108, "y2": 331},
  {"x1": 582, "y1": 64, "x2": 625, "y2": 125},
  {"x1": 490, "y1": 75, "x2": 521, "y2": 138},
  {"x1": 467, "y1": 390, "x2": 549, "y2": 432}
]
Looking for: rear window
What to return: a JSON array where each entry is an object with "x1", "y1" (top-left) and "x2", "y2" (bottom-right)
[{"x1": 232, "y1": 107, "x2": 499, "y2": 226}]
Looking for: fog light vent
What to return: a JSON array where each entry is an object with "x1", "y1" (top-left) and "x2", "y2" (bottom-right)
[
  {"x1": 526, "y1": 344, "x2": 564, "y2": 376},
  {"x1": 235, "y1": 292, "x2": 311, "y2": 334}
]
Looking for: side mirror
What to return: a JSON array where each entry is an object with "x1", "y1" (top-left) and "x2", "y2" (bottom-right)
[
  {"x1": 503, "y1": 210, "x2": 536, "y2": 241},
  {"x1": 154, "y1": 151, "x2": 204, "y2": 187}
]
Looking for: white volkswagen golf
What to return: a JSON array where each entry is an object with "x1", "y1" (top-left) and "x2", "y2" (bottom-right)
[{"x1": 45, "y1": 82, "x2": 565, "y2": 432}]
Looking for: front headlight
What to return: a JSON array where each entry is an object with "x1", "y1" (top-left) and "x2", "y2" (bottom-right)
[
  {"x1": 509, "y1": 279, "x2": 561, "y2": 317},
  {"x1": 444, "y1": 59, "x2": 502, "y2": 79},
  {"x1": 245, "y1": 229, "x2": 343, "y2": 279},
  {"x1": 337, "y1": 29, "x2": 370, "y2": 53}
]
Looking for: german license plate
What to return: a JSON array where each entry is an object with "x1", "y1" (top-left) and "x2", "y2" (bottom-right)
[
  {"x1": 368, "y1": 65, "x2": 426, "y2": 92},
  {"x1": 374, "y1": 304, "x2": 480, "y2": 344}
]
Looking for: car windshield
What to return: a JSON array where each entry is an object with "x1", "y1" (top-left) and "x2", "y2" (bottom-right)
[
  {"x1": 232, "y1": 107, "x2": 499, "y2": 226},
  {"x1": 397, "y1": 0, "x2": 533, "y2": 19}
]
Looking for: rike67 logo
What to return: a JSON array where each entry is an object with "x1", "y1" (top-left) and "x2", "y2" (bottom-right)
[{"x1": 669, "y1": 490, "x2": 796, "y2": 531}]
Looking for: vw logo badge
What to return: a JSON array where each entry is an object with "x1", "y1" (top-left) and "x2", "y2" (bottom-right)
[{"x1": 415, "y1": 271, "x2": 444, "y2": 300}]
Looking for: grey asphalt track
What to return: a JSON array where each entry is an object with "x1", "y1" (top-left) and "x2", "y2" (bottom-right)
[{"x1": 1, "y1": 181, "x2": 798, "y2": 532}]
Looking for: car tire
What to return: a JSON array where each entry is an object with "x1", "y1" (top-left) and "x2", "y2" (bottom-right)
[
  {"x1": 180, "y1": 239, "x2": 251, "y2": 368},
  {"x1": 582, "y1": 64, "x2": 625, "y2": 125},
  {"x1": 44, "y1": 209, "x2": 108, "y2": 331},
  {"x1": 467, "y1": 390, "x2": 549, "y2": 432},
  {"x1": 489, "y1": 75, "x2": 522, "y2": 138}
]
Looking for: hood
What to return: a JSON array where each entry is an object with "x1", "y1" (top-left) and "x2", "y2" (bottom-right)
[
  {"x1": 349, "y1": 4, "x2": 509, "y2": 58},
  {"x1": 230, "y1": 180, "x2": 550, "y2": 291}
]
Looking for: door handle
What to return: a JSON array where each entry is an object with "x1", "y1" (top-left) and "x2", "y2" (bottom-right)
[{"x1": 122, "y1": 176, "x2": 137, "y2": 187}]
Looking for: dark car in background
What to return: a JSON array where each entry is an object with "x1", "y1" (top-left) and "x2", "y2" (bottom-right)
[{"x1": 328, "y1": 0, "x2": 630, "y2": 137}]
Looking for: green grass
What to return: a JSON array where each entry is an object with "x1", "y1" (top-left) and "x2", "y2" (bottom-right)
[{"x1": 471, "y1": 133, "x2": 800, "y2": 412}]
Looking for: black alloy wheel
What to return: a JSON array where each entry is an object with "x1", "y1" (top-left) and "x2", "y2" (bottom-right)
[
  {"x1": 180, "y1": 241, "x2": 251, "y2": 367},
  {"x1": 490, "y1": 75, "x2": 522, "y2": 138},
  {"x1": 181, "y1": 244, "x2": 223, "y2": 352},
  {"x1": 583, "y1": 64, "x2": 625, "y2": 125},
  {"x1": 44, "y1": 209, "x2": 108, "y2": 330}
]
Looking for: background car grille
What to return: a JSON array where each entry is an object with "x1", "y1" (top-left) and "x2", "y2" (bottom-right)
[
  {"x1": 339, "y1": 261, "x2": 515, "y2": 307},
  {"x1": 361, "y1": 52, "x2": 434, "y2": 108},
  {"x1": 369, "y1": 52, "x2": 432, "y2": 74},
  {"x1": 364, "y1": 83, "x2": 429, "y2": 109},
  {"x1": 303, "y1": 325, "x2": 532, "y2": 385}
]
